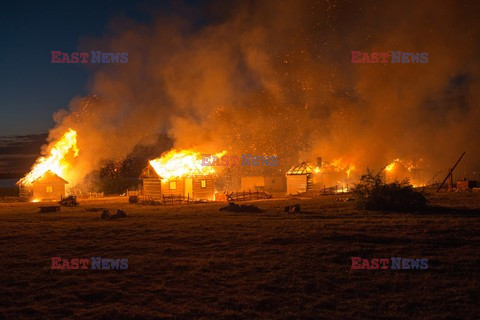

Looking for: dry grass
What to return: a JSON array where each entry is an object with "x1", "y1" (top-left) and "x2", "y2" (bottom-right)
[{"x1": 0, "y1": 192, "x2": 479, "y2": 319}]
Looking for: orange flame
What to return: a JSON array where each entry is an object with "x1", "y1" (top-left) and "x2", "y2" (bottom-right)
[
  {"x1": 149, "y1": 149, "x2": 226, "y2": 180},
  {"x1": 385, "y1": 158, "x2": 420, "y2": 172},
  {"x1": 384, "y1": 158, "x2": 427, "y2": 186},
  {"x1": 17, "y1": 129, "x2": 79, "y2": 186},
  {"x1": 323, "y1": 159, "x2": 355, "y2": 177},
  {"x1": 385, "y1": 158, "x2": 400, "y2": 172}
]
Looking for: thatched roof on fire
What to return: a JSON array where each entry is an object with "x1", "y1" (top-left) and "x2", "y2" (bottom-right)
[{"x1": 286, "y1": 162, "x2": 319, "y2": 175}]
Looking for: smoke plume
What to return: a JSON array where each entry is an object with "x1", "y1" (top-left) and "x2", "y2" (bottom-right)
[{"x1": 42, "y1": 0, "x2": 480, "y2": 185}]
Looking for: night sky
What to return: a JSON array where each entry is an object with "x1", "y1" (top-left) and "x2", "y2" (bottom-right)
[
  {"x1": 0, "y1": 0, "x2": 188, "y2": 175},
  {"x1": 0, "y1": 1, "x2": 163, "y2": 136}
]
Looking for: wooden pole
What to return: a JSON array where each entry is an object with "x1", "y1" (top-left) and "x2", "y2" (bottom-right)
[{"x1": 437, "y1": 152, "x2": 466, "y2": 192}]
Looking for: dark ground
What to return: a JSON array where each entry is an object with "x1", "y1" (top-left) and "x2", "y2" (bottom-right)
[{"x1": 0, "y1": 192, "x2": 479, "y2": 319}]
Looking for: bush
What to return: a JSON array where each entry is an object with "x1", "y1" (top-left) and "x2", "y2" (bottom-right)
[{"x1": 352, "y1": 169, "x2": 427, "y2": 211}]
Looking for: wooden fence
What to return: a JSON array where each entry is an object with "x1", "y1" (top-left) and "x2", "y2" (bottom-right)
[
  {"x1": 138, "y1": 193, "x2": 196, "y2": 206},
  {"x1": 67, "y1": 188, "x2": 104, "y2": 199}
]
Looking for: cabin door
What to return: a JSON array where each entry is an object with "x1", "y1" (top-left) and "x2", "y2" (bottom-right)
[{"x1": 184, "y1": 178, "x2": 193, "y2": 200}]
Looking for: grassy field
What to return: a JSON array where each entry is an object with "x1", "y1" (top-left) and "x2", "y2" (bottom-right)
[{"x1": 0, "y1": 192, "x2": 479, "y2": 319}]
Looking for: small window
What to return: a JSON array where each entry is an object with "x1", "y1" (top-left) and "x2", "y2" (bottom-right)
[
  {"x1": 169, "y1": 181, "x2": 177, "y2": 190},
  {"x1": 46, "y1": 186, "x2": 53, "y2": 193},
  {"x1": 201, "y1": 179, "x2": 207, "y2": 188}
]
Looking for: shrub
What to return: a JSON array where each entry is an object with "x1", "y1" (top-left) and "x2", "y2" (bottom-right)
[{"x1": 352, "y1": 169, "x2": 427, "y2": 211}]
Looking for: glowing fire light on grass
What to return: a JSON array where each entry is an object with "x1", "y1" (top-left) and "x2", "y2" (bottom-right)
[
  {"x1": 149, "y1": 149, "x2": 226, "y2": 180},
  {"x1": 17, "y1": 129, "x2": 79, "y2": 186}
]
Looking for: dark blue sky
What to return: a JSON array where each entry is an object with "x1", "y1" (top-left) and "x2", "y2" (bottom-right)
[{"x1": 0, "y1": 0, "x2": 181, "y2": 136}]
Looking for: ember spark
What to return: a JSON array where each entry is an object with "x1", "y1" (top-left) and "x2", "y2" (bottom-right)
[{"x1": 201, "y1": 154, "x2": 279, "y2": 166}]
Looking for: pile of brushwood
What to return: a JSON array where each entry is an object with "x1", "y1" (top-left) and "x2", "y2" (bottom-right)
[
  {"x1": 59, "y1": 196, "x2": 79, "y2": 207},
  {"x1": 219, "y1": 202, "x2": 263, "y2": 213},
  {"x1": 352, "y1": 170, "x2": 427, "y2": 211}
]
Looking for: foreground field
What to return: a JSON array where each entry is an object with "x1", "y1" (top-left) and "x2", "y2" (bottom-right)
[{"x1": 0, "y1": 192, "x2": 479, "y2": 319}]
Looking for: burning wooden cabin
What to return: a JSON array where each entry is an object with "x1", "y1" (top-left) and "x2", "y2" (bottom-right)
[
  {"x1": 384, "y1": 159, "x2": 426, "y2": 186},
  {"x1": 286, "y1": 162, "x2": 320, "y2": 194},
  {"x1": 141, "y1": 165, "x2": 163, "y2": 200},
  {"x1": 141, "y1": 164, "x2": 215, "y2": 200},
  {"x1": 142, "y1": 149, "x2": 223, "y2": 201},
  {"x1": 18, "y1": 171, "x2": 68, "y2": 201},
  {"x1": 286, "y1": 158, "x2": 353, "y2": 194},
  {"x1": 16, "y1": 128, "x2": 78, "y2": 201}
]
